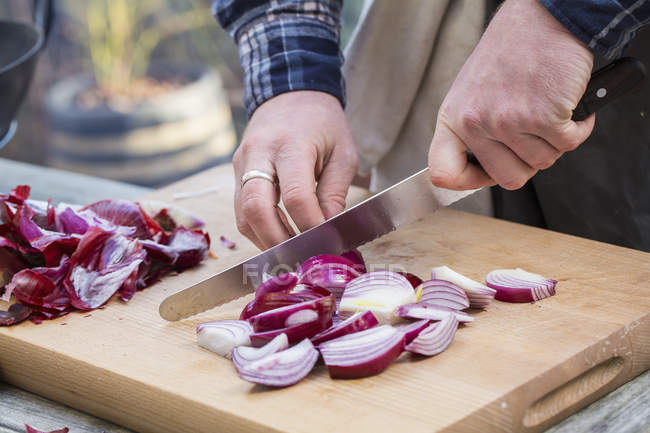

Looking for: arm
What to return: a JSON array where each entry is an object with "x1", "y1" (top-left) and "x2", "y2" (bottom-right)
[
  {"x1": 213, "y1": 1, "x2": 358, "y2": 250},
  {"x1": 428, "y1": 0, "x2": 650, "y2": 191}
]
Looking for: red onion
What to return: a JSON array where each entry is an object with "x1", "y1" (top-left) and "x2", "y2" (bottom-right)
[
  {"x1": 396, "y1": 303, "x2": 474, "y2": 323},
  {"x1": 196, "y1": 320, "x2": 252, "y2": 358},
  {"x1": 419, "y1": 279, "x2": 469, "y2": 310},
  {"x1": 232, "y1": 333, "x2": 288, "y2": 366},
  {"x1": 219, "y1": 235, "x2": 236, "y2": 249},
  {"x1": 339, "y1": 271, "x2": 416, "y2": 324},
  {"x1": 25, "y1": 425, "x2": 69, "y2": 433},
  {"x1": 394, "y1": 319, "x2": 430, "y2": 345},
  {"x1": 397, "y1": 272, "x2": 423, "y2": 289},
  {"x1": 247, "y1": 295, "x2": 335, "y2": 332},
  {"x1": 235, "y1": 338, "x2": 319, "y2": 387},
  {"x1": 340, "y1": 249, "x2": 367, "y2": 273},
  {"x1": 297, "y1": 255, "x2": 360, "y2": 303},
  {"x1": 319, "y1": 325, "x2": 405, "y2": 379},
  {"x1": 431, "y1": 266, "x2": 495, "y2": 308},
  {"x1": 405, "y1": 313, "x2": 458, "y2": 356},
  {"x1": 0, "y1": 303, "x2": 32, "y2": 326},
  {"x1": 311, "y1": 311, "x2": 379, "y2": 345},
  {"x1": 138, "y1": 200, "x2": 205, "y2": 230},
  {"x1": 486, "y1": 268, "x2": 557, "y2": 302},
  {"x1": 250, "y1": 317, "x2": 332, "y2": 347},
  {"x1": 254, "y1": 273, "x2": 298, "y2": 298}
]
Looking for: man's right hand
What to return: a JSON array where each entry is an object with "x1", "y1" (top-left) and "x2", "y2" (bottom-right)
[{"x1": 232, "y1": 90, "x2": 359, "y2": 250}]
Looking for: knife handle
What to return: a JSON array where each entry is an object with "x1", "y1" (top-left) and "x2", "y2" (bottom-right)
[
  {"x1": 572, "y1": 56, "x2": 646, "y2": 121},
  {"x1": 466, "y1": 56, "x2": 646, "y2": 165}
]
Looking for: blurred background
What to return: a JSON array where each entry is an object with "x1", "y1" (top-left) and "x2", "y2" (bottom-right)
[{"x1": 0, "y1": 0, "x2": 364, "y2": 187}]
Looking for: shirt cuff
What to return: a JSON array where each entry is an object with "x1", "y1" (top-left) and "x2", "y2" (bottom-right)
[{"x1": 539, "y1": 0, "x2": 650, "y2": 59}]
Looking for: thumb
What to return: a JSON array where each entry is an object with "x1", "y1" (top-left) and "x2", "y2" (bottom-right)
[
  {"x1": 316, "y1": 144, "x2": 358, "y2": 219},
  {"x1": 428, "y1": 120, "x2": 494, "y2": 190},
  {"x1": 550, "y1": 113, "x2": 596, "y2": 151}
]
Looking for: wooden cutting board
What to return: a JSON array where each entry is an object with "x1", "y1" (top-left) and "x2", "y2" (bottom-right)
[{"x1": 1, "y1": 164, "x2": 649, "y2": 433}]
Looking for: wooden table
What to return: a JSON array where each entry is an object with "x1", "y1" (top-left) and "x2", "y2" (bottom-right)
[{"x1": 0, "y1": 158, "x2": 649, "y2": 433}]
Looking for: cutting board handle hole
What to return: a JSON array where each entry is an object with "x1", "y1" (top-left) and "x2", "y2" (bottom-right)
[{"x1": 522, "y1": 356, "x2": 625, "y2": 427}]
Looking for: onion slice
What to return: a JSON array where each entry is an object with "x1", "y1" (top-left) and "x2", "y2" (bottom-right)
[
  {"x1": 486, "y1": 268, "x2": 557, "y2": 302},
  {"x1": 397, "y1": 272, "x2": 423, "y2": 289},
  {"x1": 235, "y1": 338, "x2": 319, "y2": 387},
  {"x1": 232, "y1": 333, "x2": 289, "y2": 366},
  {"x1": 250, "y1": 317, "x2": 332, "y2": 347},
  {"x1": 339, "y1": 271, "x2": 416, "y2": 324},
  {"x1": 254, "y1": 273, "x2": 298, "y2": 298},
  {"x1": 311, "y1": 311, "x2": 379, "y2": 345},
  {"x1": 247, "y1": 295, "x2": 335, "y2": 332},
  {"x1": 405, "y1": 313, "x2": 458, "y2": 356},
  {"x1": 297, "y1": 255, "x2": 360, "y2": 303},
  {"x1": 319, "y1": 325, "x2": 405, "y2": 379},
  {"x1": 396, "y1": 303, "x2": 474, "y2": 323},
  {"x1": 196, "y1": 320, "x2": 252, "y2": 358},
  {"x1": 394, "y1": 319, "x2": 430, "y2": 345},
  {"x1": 431, "y1": 266, "x2": 495, "y2": 308},
  {"x1": 419, "y1": 279, "x2": 469, "y2": 310}
]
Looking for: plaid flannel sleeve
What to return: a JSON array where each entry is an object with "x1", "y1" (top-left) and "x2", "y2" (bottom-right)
[
  {"x1": 213, "y1": 0, "x2": 345, "y2": 116},
  {"x1": 540, "y1": 0, "x2": 650, "y2": 58}
]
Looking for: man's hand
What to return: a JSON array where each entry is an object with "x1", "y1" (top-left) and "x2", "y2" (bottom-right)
[
  {"x1": 233, "y1": 91, "x2": 359, "y2": 250},
  {"x1": 429, "y1": 0, "x2": 595, "y2": 191}
]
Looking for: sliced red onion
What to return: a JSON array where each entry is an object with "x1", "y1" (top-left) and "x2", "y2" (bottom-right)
[
  {"x1": 196, "y1": 319, "x2": 253, "y2": 358},
  {"x1": 232, "y1": 333, "x2": 289, "y2": 366},
  {"x1": 339, "y1": 271, "x2": 416, "y2": 324},
  {"x1": 340, "y1": 249, "x2": 367, "y2": 273},
  {"x1": 8, "y1": 185, "x2": 30, "y2": 204},
  {"x1": 240, "y1": 291, "x2": 311, "y2": 320},
  {"x1": 319, "y1": 325, "x2": 405, "y2": 379},
  {"x1": 311, "y1": 311, "x2": 379, "y2": 345},
  {"x1": 419, "y1": 279, "x2": 470, "y2": 310},
  {"x1": 235, "y1": 338, "x2": 319, "y2": 387},
  {"x1": 393, "y1": 319, "x2": 430, "y2": 345},
  {"x1": 486, "y1": 268, "x2": 557, "y2": 303},
  {"x1": 250, "y1": 317, "x2": 332, "y2": 347},
  {"x1": 0, "y1": 303, "x2": 32, "y2": 326},
  {"x1": 396, "y1": 303, "x2": 474, "y2": 323},
  {"x1": 247, "y1": 295, "x2": 335, "y2": 332},
  {"x1": 82, "y1": 199, "x2": 162, "y2": 239},
  {"x1": 397, "y1": 272, "x2": 423, "y2": 289},
  {"x1": 405, "y1": 314, "x2": 458, "y2": 356},
  {"x1": 138, "y1": 200, "x2": 205, "y2": 230},
  {"x1": 254, "y1": 273, "x2": 298, "y2": 298},
  {"x1": 431, "y1": 266, "x2": 495, "y2": 309},
  {"x1": 219, "y1": 235, "x2": 236, "y2": 249},
  {"x1": 297, "y1": 255, "x2": 360, "y2": 304},
  {"x1": 25, "y1": 424, "x2": 69, "y2": 433}
]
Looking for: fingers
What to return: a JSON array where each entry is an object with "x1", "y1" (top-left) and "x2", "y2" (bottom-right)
[
  {"x1": 536, "y1": 114, "x2": 596, "y2": 152},
  {"x1": 428, "y1": 120, "x2": 495, "y2": 190},
  {"x1": 275, "y1": 148, "x2": 327, "y2": 232},
  {"x1": 316, "y1": 140, "x2": 359, "y2": 219},
  {"x1": 233, "y1": 150, "x2": 292, "y2": 250}
]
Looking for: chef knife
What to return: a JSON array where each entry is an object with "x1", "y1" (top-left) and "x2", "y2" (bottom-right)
[{"x1": 159, "y1": 57, "x2": 645, "y2": 321}]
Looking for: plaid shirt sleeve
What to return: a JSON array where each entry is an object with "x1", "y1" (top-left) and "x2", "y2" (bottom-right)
[
  {"x1": 540, "y1": 0, "x2": 650, "y2": 58},
  {"x1": 213, "y1": 0, "x2": 345, "y2": 116}
]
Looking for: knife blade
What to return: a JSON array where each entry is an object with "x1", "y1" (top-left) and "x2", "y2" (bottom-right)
[{"x1": 159, "y1": 56, "x2": 645, "y2": 321}]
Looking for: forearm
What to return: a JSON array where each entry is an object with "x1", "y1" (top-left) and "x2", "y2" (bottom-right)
[
  {"x1": 212, "y1": 0, "x2": 345, "y2": 116},
  {"x1": 539, "y1": 0, "x2": 650, "y2": 58}
]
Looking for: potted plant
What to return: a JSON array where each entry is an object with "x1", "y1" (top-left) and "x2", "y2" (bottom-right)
[{"x1": 45, "y1": 0, "x2": 236, "y2": 187}]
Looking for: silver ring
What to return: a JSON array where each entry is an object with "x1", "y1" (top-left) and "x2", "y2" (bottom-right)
[{"x1": 240, "y1": 169, "x2": 276, "y2": 188}]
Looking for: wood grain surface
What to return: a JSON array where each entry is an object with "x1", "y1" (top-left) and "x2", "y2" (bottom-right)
[{"x1": 1, "y1": 164, "x2": 649, "y2": 433}]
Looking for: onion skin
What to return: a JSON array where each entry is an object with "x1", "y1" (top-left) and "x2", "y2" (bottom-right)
[
  {"x1": 486, "y1": 268, "x2": 557, "y2": 303},
  {"x1": 235, "y1": 338, "x2": 319, "y2": 387},
  {"x1": 250, "y1": 317, "x2": 333, "y2": 347},
  {"x1": 397, "y1": 272, "x2": 423, "y2": 289},
  {"x1": 394, "y1": 319, "x2": 430, "y2": 345},
  {"x1": 340, "y1": 249, "x2": 367, "y2": 273},
  {"x1": 319, "y1": 325, "x2": 405, "y2": 379},
  {"x1": 419, "y1": 279, "x2": 469, "y2": 310},
  {"x1": 311, "y1": 311, "x2": 379, "y2": 345},
  {"x1": 405, "y1": 313, "x2": 458, "y2": 356},
  {"x1": 247, "y1": 294, "x2": 335, "y2": 332}
]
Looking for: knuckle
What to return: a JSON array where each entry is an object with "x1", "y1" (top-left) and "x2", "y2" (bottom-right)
[
  {"x1": 500, "y1": 175, "x2": 529, "y2": 191},
  {"x1": 282, "y1": 183, "x2": 308, "y2": 209},
  {"x1": 459, "y1": 110, "x2": 484, "y2": 135},
  {"x1": 240, "y1": 193, "x2": 267, "y2": 221},
  {"x1": 530, "y1": 156, "x2": 555, "y2": 170}
]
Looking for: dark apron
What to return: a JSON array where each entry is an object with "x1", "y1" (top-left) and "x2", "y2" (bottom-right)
[{"x1": 489, "y1": 10, "x2": 650, "y2": 252}]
